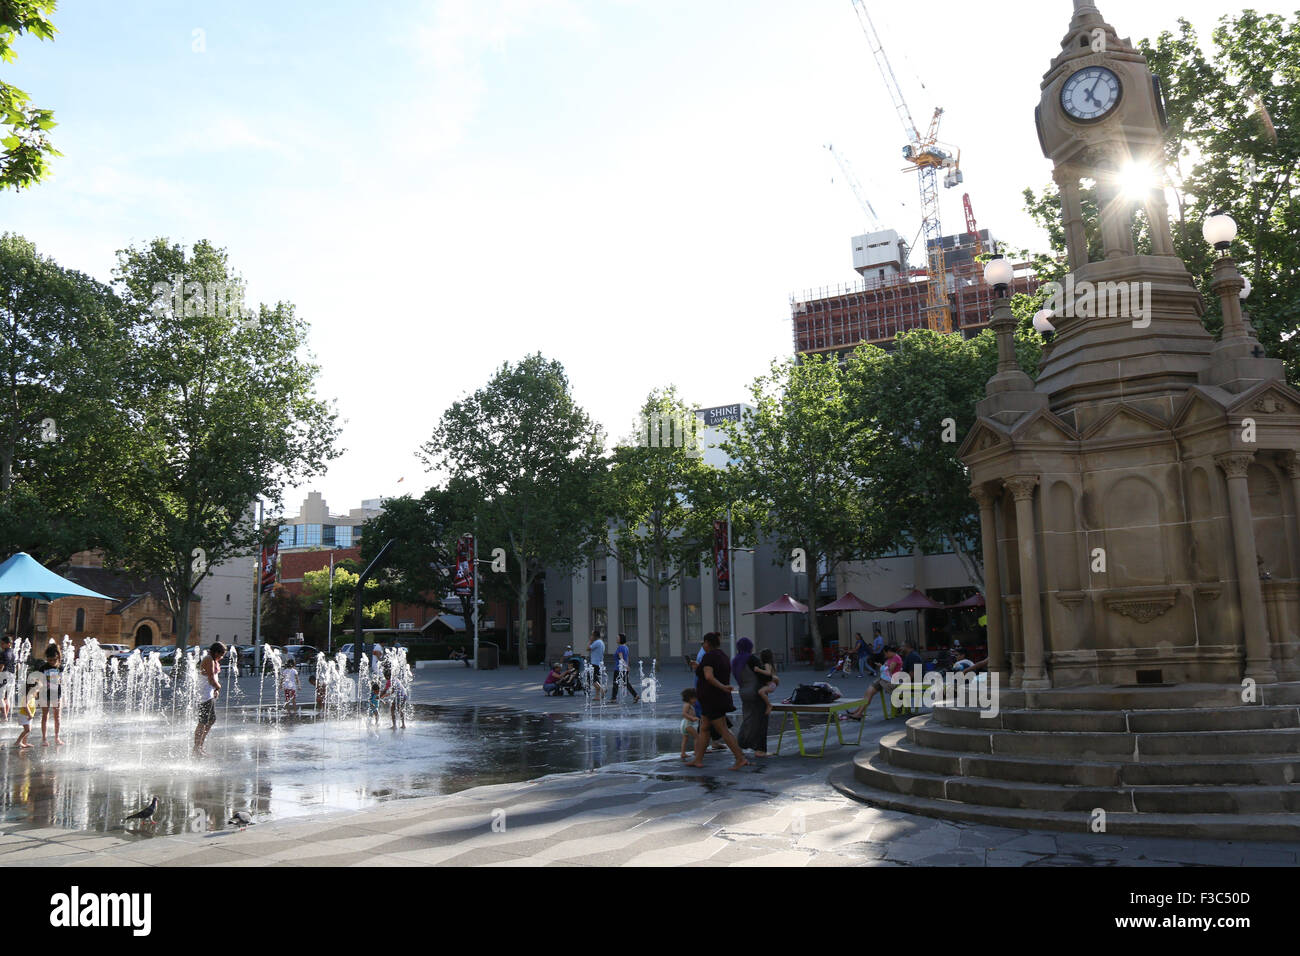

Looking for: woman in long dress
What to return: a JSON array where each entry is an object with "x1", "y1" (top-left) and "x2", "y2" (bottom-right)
[{"x1": 732, "y1": 638, "x2": 770, "y2": 757}]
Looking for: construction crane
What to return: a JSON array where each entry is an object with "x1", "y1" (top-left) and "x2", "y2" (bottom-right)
[
  {"x1": 963, "y1": 192, "x2": 983, "y2": 258},
  {"x1": 825, "y1": 143, "x2": 881, "y2": 231},
  {"x1": 850, "y1": 0, "x2": 962, "y2": 333}
]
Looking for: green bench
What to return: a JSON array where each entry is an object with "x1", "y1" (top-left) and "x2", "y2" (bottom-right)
[{"x1": 772, "y1": 686, "x2": 920, "y2": 757}]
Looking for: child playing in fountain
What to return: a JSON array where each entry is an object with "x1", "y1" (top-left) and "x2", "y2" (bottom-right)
[
  {"x1": 383, "y1": 662, "x2": 407, "y2": 730},
  {"x1": 39, "y1": 644, "x2": 64, "y2": 747},
  {"x1": 367, "y1": 679, "x2": 382, "y2": 726},
  {"x1": 282, "y1": 659, "x2": 299, "y2": 714},
  {"x1": 679, "y1": 688, "x2": 700, "y2": 760},
  {"x1": 12, "y1": 680, "x2": 39, "y2": 750},
  {"x1": 752, "y1": 648, "x2": 779, "y2": 716}
]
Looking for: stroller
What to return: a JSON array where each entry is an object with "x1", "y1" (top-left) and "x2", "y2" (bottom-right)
[{"x1": 544, "y1": 656, "x2": 585, "y2": 696}]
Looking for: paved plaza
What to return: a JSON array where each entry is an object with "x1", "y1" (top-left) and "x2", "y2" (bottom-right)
[{"x1": 1, "y1": 664, "x2": 1296, "y2": 867}]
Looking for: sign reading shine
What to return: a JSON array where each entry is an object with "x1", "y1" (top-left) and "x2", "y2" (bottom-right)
[{"x1": 697, "y1": 405, "x2": 742, "y2": 427}]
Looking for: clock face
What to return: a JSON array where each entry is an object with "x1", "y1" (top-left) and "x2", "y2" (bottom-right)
[{"x1": 1061, "y1": 66, "x2": 1122, "y2": 122}]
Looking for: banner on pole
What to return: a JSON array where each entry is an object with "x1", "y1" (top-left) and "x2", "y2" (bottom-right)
[
  {"x1": 454, "y1": 535, "x2": 475, "y2": 596},
  {"x1": 713, "y1": 520, "x2": 730, "y2": 592},
  {"x1": 260, "y1": 542, "x2": 278, "y2": 593}
]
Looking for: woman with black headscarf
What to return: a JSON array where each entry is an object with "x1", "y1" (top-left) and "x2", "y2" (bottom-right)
[{"x1": 732, "y1": 637, "x2": 770, "y2": 757}]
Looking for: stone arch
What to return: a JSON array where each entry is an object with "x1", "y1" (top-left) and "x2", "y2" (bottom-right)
[
  {"x1": 1102, "y1": 474, "x2": 1168, "y2": 586},
  {"x1": 133, "y1": 620, "x2": 158, "y2": 647}
]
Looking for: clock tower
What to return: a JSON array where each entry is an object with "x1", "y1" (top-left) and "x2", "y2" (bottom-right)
[{"x1": 1030, "y1": 0, "x2": 1215, "y2": 429}]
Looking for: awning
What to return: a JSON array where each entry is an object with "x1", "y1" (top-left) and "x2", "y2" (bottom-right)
[{"x1": 0, "y1": 553, "x2": 114, "y2": 601}]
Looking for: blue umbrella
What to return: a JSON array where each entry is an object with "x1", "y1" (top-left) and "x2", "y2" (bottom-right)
[{"x1": 0, "y1": 552, "x2": 114, "y2": 601}]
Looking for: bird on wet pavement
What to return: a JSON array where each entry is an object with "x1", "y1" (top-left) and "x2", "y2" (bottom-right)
[
  {"x1": 228, "y1": 810, "x2": 254, "y2": 830},
  {"x1": 124, "y1": 796, "x2": 158, "y2": 826}
]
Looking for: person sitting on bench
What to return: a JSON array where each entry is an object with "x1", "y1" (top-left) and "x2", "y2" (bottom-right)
[{"x1": 842, "y1": 645, "x2": 903, "y2": 721}]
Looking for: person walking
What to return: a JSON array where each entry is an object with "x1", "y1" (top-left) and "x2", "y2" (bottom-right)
[
  {"x1": 587, "y1": 629, "x2": 606, "y2": 698},
  {"x1": 193, "y1": 641, "x2": 226, "y2": 757},
  {"x1": 608, "y1": 633, "x2": 640, "y2": 702},
  {"x1": 871, "y1": 626, "x2": 884, "y2": 656},
  {"x1": 687, "y1": 632, "x2": 747, "y2": 770},
  {"x1": 732, "y1": 637, "x2": 770, "y2": 758}
]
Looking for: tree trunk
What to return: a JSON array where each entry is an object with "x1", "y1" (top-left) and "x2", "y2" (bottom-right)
[
  {"x1": 516, "y1": 564, "x2": 528, "y2": 669},
  {"x1": 807, "y1": 565, "x2": 823, "y2": 668},
  {"x1": 648, "y1": 551, "x2": 658, "y2": 666},
  {"x1": 177, "y1": 590, "x2": 192, "y2": 653}
]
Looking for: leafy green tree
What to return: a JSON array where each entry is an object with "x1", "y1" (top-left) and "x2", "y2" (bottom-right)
[
  {"x1": 1025, "y1": 10, "x2": 1300, "y2": 381},
  {"x1": 302, "y1": 565, "x2": 390, "y2": 643},
  {"x1": 720, "y1": 354, "x2": 884, "y2": 667},
  {"x1": 0, "y1": 1, "x2": 59, "y2": 190},
  {"x1": 0, "y1": 234, "x2": 135, "y2": 566},
  {"x1": 111, "y1": 238, "x2": 341, "y2": 652},
  {"x1": 843, "y1": 326, "x2": 1041, "y2": 587},
  {"x1": 421, "y1": 354, "x2": 606, "y2": 668},
  {"x1": 358, "y1": 490, "x2": 453, "y2": 610},
  {"x1": 602, "y1": 387, "x2": 724, "y2": 664}
]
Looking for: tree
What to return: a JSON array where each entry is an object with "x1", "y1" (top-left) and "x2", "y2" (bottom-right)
[
  {"x1": 111, "y1": 238, "x2": 341, "y2": 652},
  {"x1": 0, "y1": 1, "x2": 59, "y2": 190},
  {"x1": 843, "y1": 325, "x2": 1042, "y2": 587},
  {"x1": 358, "y1": 490, "x2": 454, "y2": 610},
  {"x1": 720, "y1": 354, "x2": 884, "y2": 668},
  {"x1": 421, "y1": 354, "x2": 606, "y2": 668},
  {"x1": 602, "y1": 388, "x2": 723, "y2": 664},
  {"x1": 0, "y1": 234, "x2": 139, "y2": 637},
  {"x1": 1025, "y1": 11, "x2": 1300, "y2": 382},
  {"x1": 301, "y1": 565, "x2": 390, "y2": 645}
]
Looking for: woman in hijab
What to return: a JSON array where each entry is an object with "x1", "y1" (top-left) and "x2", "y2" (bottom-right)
[{"x1": 732, "y1": 637, "x2": 770, "y2": 757}]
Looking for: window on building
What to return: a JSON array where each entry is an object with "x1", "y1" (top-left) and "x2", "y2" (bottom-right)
[
  {"x1": 656, "y1": 605, "x2": 668, "y2": 649},
  {"x1": 621, "y1": 607, "x2": 637, "y2": 645},
  {"x1": 685, "y1": 603, "x2": 701, "y2": 643},
  {"x1": 75, "y1": 608, "x2": 85, "y2": 632},
  {"x1": 302, "y1": 524, "x2": 322, "y2": 547},
  {"x1": 590, "y1": 544, "x2": 607, "y2": 580},
  {"x1": 225, "y1": 594, "x2": 231, "y2": 604},
  {"x1": 323, "y1": 525, "x2": 336, "y2": 547},
  {"x1": 592, "y1": 607, "x2": 607, "y2": 637},
  {"x1": 716, "y1": 604, "x2": 731, "y2": 638},
  {"x1": 335, "y1": 525, "x2": 353, "y2": 548},
  {"x1": 279, "y1": 526, "x2": 295, "y2": 549},
  {"x1": 622, "y1": 559, "x2": 636, "y2": 581}
]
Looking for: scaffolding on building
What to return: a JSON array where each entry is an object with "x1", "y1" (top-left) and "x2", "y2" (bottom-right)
[{"x1": 791, "y1": 259, "x2": 1041, "y2": 356}]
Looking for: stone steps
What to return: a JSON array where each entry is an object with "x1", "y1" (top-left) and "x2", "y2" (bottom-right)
[
  {"x1": 855, "y1": 749, "x2": 1300, "y2": 813},
  {"x1": 834, "y1": 689, "x2": 1300, "y2": 839},
  {"x1": 828, "y1": 765, "x2": 1300, "y2": 841}
]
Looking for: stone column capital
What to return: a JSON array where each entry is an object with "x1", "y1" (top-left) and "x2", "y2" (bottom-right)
[
  {"x1": 1278, "y1": 451, "x2": 1300, "y2": 480},
  {"x1": 1004, "y1": 475, "x2": 1040, "y2": 501},
  {"x1": 1214, "y1": 452, "x2": 1255, "y2": 480},
  {"x1": 971, "y1": 484, "x2": 1000, "y2": 509}
]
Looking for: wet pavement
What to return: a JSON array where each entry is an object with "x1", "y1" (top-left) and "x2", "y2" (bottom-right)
[{"x1": 1, "y1": 664, "x2": 1296, "y2": 866}]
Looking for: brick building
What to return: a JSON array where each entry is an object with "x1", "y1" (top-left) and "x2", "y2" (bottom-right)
[{"x1": 40, "y1": 556, "x2": 201, "y2": 649}]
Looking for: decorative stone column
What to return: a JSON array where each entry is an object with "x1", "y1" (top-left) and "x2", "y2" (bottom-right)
[
  {"x1": 1054, "y1": 167, "x2": 1088, "y2": 271},
  {"x1": 1005, "y1": 475, "x2": 1050, "y2": 689},
  {"x1": 1215, "y1": 452, "x2": 1277, "y2": 683},
  {"x1": 972, "y1": 483, "x2": 1005, "y2": 678},
  {"x1": 1282, "y1": 452, "x2": 1300, "y2": 567}
]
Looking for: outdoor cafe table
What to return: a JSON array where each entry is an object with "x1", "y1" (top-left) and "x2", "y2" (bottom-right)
[
  {"x1": 771, "y1": 687, "x2": 920, "y2": 757},
  {"x1": 771, "y1": 698, "x2": 871, "y2": 758}
]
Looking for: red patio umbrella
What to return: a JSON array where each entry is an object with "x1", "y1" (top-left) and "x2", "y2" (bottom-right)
[
  {"x1": 818, "y1": 592, "x2": 882, "y2": 653},
  {"x1": 881, "y1": 589, "x2": 945, "y2": 651},
  {"x1": 744, "y1": 593, "x2": 808, "y2": 665},
  {"x1": 947, "y1": 592, "x2": 986, "y2": 610}
]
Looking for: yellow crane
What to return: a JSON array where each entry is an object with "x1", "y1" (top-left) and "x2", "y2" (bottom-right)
[{"x1": 850, "y1": 0, "x2": 962, "y2": 333}]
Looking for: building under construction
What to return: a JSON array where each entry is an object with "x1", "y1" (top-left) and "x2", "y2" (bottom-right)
[{"x1": 791, "y1": 227, "x2": 1040, "y2": 357}]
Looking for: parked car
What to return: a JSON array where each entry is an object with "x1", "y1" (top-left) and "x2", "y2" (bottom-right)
[
  {"x1": 282, "y1": 645, "x2": 321, "y2": 664},
  {"x1": 97, "y1": 643, "x2": 129, "y2": 656},
  {"x1": 338, "y1": 643, "x2": 376, "y2": 673}
]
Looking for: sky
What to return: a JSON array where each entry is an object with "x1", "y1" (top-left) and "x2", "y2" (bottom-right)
[{"x1": 0, "y1": 0, "x2": 1286, "y2": 521}]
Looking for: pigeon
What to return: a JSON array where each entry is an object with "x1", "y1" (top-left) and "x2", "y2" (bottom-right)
[
  {"x1": 228, "y1": 810, "x2": 254, "y2": 830},
  {"x1": 124, "y1": 796, "x2": 158, "y2": 826}
]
